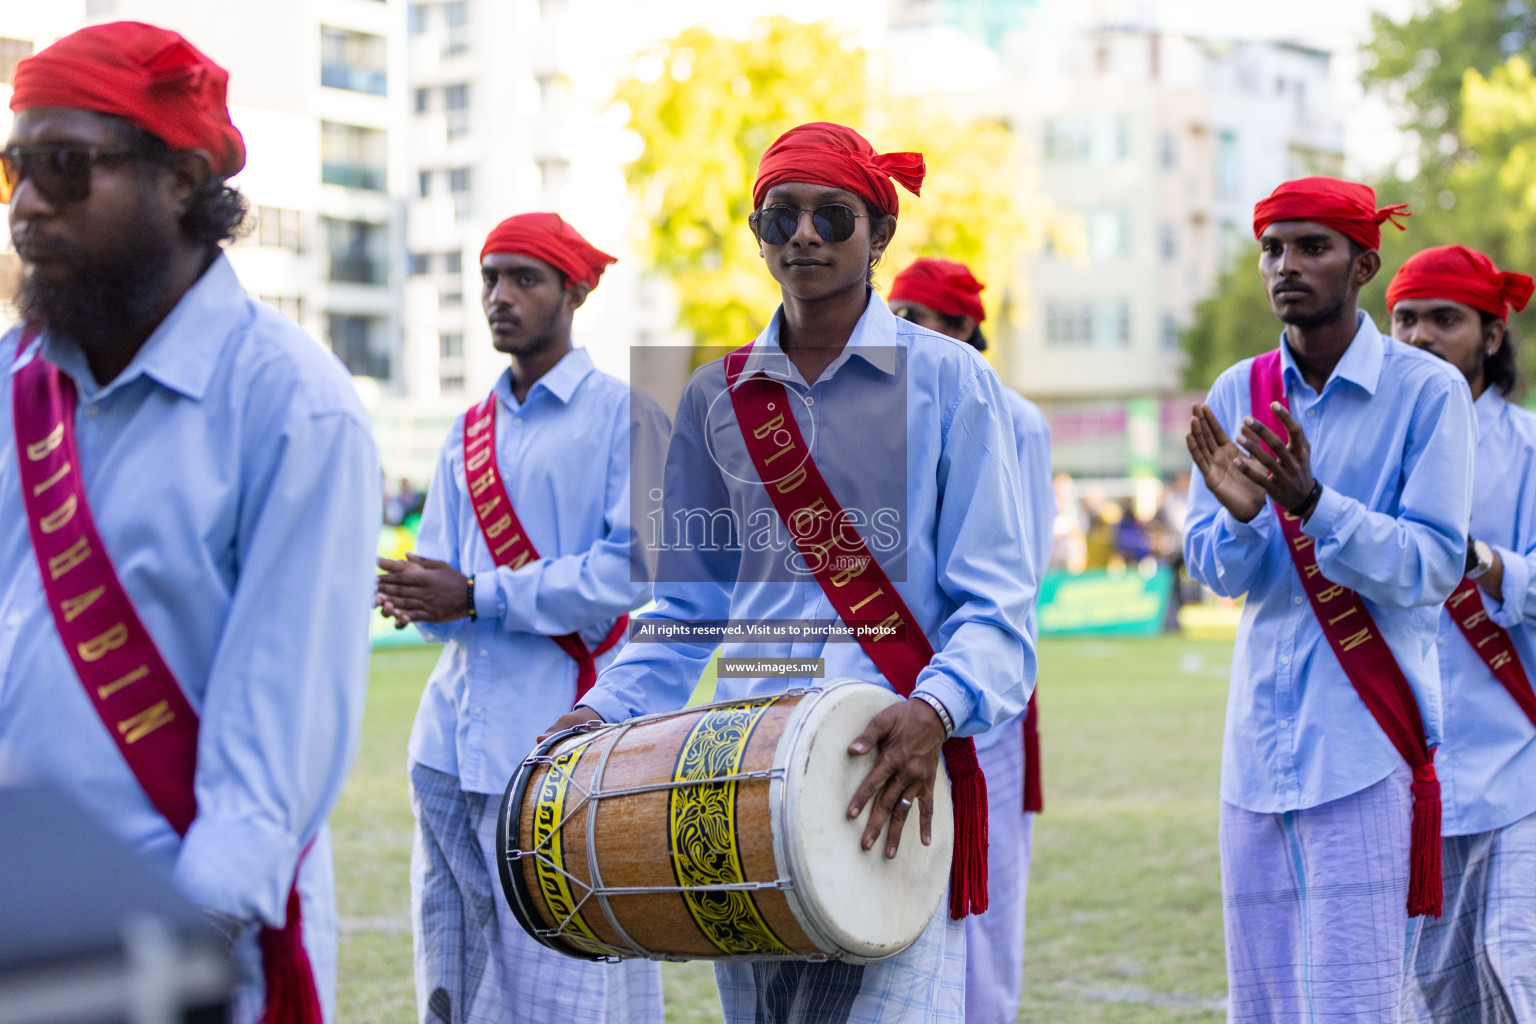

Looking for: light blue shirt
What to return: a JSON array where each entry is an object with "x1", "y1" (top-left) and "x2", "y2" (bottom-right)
[
  {"x1": 0, "y1": 256, "x2": 380, "y2": 932},
  {"x1": 583, "y1": 293, "x2": 1036, "y2": 737},
  {"x1": 1437, "y1": 386, "x2": 1536, "y2": 836},
  {"x1": 1183, "y1": 314, "x2": 1475, "y2": 813},
  {"x1": 407, "y1": 348, "x2": 672, "y2": 795},
  {"x1": 976, "y1": 388, "x2": 1054, "y2": 752}
]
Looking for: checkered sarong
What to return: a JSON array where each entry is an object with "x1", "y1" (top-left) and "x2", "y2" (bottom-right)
[
  {"x1": 1221, "y1": 764, "x2": 1415, "y2": 1023},
  {"x1": 1400, "y1": 810, "x2": 1536, "y2": 1023},
  {"x1": 965, "y1": 721, "x2": 1034, "y2": 1024},
  {"x1": 713, "y1": 899, "x2": 966, "y2": 1023},
  {"x1": 409, "y1": 763, "x2": 662, "y2": 1024}
]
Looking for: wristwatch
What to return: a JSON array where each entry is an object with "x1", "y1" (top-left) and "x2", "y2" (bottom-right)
[{"x1": 1466, "y1": 538, "x2": 1495, "y2": 580}]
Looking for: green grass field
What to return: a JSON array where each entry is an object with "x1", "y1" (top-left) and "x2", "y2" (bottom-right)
[{"x1": 332, "y1": 636, "x2": 1233, "y2": 1022}]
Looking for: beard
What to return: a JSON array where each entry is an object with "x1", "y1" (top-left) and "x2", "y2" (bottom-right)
[
  {"x1": 15, "y1": 212, "x2": 174, "y2": 350},
  {"x1": 1275, "y1": 262, "x2": 1354, "y2": 330}
]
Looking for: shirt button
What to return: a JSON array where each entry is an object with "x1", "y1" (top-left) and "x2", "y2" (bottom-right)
[
  {"x1": 1294, "y1": 596, "x2": 1304, "y2": 606},
  {"x1": 1306, "y1": 408, "x2": 1317, "y2": 417},
  {"x1": 479, "y1": 648, "x2": 489, "y2": 657},
  {"x1": 84, "y1": 405, "x2": 99, "y2": 419},
  {"x1": 1280, "y1": 654, "x2": 1291, "y2": 665},
  {"x1": 803, "y1": 395, "x2": 815, "y2": 406},
  {"x1": 1278, "y1": 718, "x2": 1291, "y2": 729}
]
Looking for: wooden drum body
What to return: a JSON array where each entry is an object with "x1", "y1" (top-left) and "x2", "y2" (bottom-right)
[{"x1": 496, "y1": 679, "x2": 953, "y2": 963}]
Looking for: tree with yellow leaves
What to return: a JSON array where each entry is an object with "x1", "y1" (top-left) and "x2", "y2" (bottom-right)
[{"x1": 616, "y1": 17, "x2": 1042, "y2": 350}]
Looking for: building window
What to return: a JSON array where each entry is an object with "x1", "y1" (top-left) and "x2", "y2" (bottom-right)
[
  {"x1": 409, "y1": 252, "x2": 433, "y2": 275},
  {"x1": 443, "y1": 1, "x2": 470, "y2": 56},
  {"x1": 418, "y1": 170, "x2": 433, "y2": 198},
  {"x1": 327, "y1": 314, "x2": 390, "y2": 379},
  {"x1": 320, "y1": 27, "x2": 387, "y2": 96},
  {"x1": 259, "y1": 295, "x2": 305, "y2": 323},
  {"x1": 1161, "y1": 313, "x2": 1182, "y2": 350},
  {"x1": 1159, "y1": 132, "x2": 1177, "y2": 170},
  {"x1": 322, "y1": 122, "x2": 387, "y2": 191},
  {"x1": 1159, "y1": 222, "x2": 1178, "y2": 261},
  {"x1": 440, "y1": 290, "x2": 463, "y2": 307},
  {"x1": 439, "y1": 374, "x2": 466, "y2": 392},
  {"x1": 0, "y1": 37, "x2": 32, "y2": 84},
  {"x1": 1216, "y1": 130, "x2": 1240, "y2": 201},
  {"x1": 414, "y1": 87, "x2": 431, "y2": 114},
  {"x1": 445, "y1": 83, "x2": 470, "y2": 139},
  {"x1": 323, "y1": 218, "x2": 387, "y2": 285},
  {"x1": 254, "y1": 206, "x2": 303, "y2": 252},
  {"x1": 1044, "y1": 115, "x2": 1128, "y2": 166},
  {"x1": 448, "y1": 167, "x2": 472, "y2": 193},
  {"x1": 444, "y1": 251, "x2": 463, "y2": 273},
  {"x1": 439, "y1": 333, "x2": 464, "y2": 358},
  {"x1": 1086, "y1": 209, "x2": 1130, "y2": 262},
  {"x1": 409, "y1": 3, "x2": 428, "y2": 34},
  {"x1": 1045, "y1": 298, "x2": 1131, "y2": 349}
]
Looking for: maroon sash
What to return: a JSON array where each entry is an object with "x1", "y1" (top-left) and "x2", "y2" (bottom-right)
[
  {"x1": 11, "y1": 329, "x2": 322, "y2": 1021},
  {"x1": 1022, "y1": 693, "x2": 1042, "y2": 813},
  {"x1": 1447, "y1": 577, "x2": 1536, "y2": 727},
  {"x1": 723, "y1": 344, "x2": 989, "y2": 919},
  {"x1": 461, "y1": 394, "x2": 626, "y2": 704},
  {"x1": 1249, "y1": 348, "x2": 1442, "y2": 917}
]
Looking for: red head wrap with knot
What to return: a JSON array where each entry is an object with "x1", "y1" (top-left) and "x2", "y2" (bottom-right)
[
  {"x1": 752, "y1": 122, "x2": 925, "y2": 216},
  {"x1": 480, "y1": 213, "x2": 617, "y2": 291},
  {"x1": 888, "y1": 258, "x2": 986, "y2": 323},
  {"x1": 1387, "y1": 245, "x2": 1534, "y2": 321},
  {"x1": 1252, "y1": 176, "x2": 1409, "y2": 252},
  {"x1": 11, "y1": 22, "x2": 245, "y2": 178}
]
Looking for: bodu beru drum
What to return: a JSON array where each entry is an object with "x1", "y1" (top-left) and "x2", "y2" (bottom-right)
[{"x1": 496, "y1": 679, "x2": 954, "y2": 962}]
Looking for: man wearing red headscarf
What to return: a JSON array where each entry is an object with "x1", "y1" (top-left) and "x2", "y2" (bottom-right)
[
  {"x1": 1183, "y1": 177, "x2": 1476, "y2": 1022},
  {"x1": 0, "y1": 22, "x2": 380, "y2": 1024},
  {"x1": 1387, "y1": 246, "x2": 1536, "y2": 1023},
  {"x1": 890, "y1": 257, "x2": 1052, "y2": 1024},
  {"x1": 545, "y1": 123, "x2": 1036, "y2": 1023},
  {"x1": 376, "y1": 212, "x2": 669, "y2": 1024}
]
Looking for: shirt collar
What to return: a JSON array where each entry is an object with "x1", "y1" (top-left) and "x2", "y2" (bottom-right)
[
  {"x1": 729, "y1": 290, "x2": 902, "y2": 390},
  {"x1": 1277, "y1": 311, "x2": 1385, "y2": 397},
  {"x1": 1473, "y1": 384, "x2": 1506, "y2": 441},
  {"x1": 495, "y1": 346, "x2": 594, "y2": 409},
  {"x1": 35, "y1": 254, "x2": 247, "y2": 404}
]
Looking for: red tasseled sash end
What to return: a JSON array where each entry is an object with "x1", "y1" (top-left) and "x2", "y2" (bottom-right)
[
  {"x1": 942, "y1": 737, "x2": 989, "y2": 919},
  {"x1": 1407, "y1": 762, "x2": 1443, "y2": 919},
  {"x1": 1022, "y1": 697, "x2": 1043, "y2": 814},
  {"x1": 259, "y1": 886, "x2": 324, "y2": 1024}
]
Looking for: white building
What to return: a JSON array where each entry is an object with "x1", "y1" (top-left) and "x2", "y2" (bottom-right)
[{"x1": 0, "y1": 0, "x2": 409, "y2": 440}]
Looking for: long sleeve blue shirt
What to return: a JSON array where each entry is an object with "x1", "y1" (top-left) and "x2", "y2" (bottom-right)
[
  {"x1": 0, "y1": 256, "x2": 380, "y2": 930},
  {"x1": 406, "y1": 349, "x2": 672, "y2": 794},
  {"x1": 582, "y1": 293, "x2": 1036, "y2": 737},
  {"x1": 1183, "y1": 314, "x2": 1475, "y2": 813},
  {"x1": 1436, "y1": 386, "x2": 1536, "y2": 835}
]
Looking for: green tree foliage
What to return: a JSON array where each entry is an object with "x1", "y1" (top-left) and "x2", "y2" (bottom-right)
[
  {"x1": 617, "y1": 17, "x2": 1035, "y2": 348},
  {"x1": 1180, "y1": 245, "x2": 1278, "y2": 391}
]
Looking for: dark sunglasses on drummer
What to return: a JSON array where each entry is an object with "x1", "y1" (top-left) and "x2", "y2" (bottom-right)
[
  {"x1": 0, "y1": 145, "x2": 163, "y2": 205},
  {"x1": 750, "y1": 204, "x2": 868, "y2": 246}
]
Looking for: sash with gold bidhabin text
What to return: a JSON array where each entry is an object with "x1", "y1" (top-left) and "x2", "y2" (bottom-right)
[
  {"x1": 1447, "y1": 577, "x2": 1536, "y2": 728},
  {"x1": 723, "y1": 343, "x2": 990, "y2": 919},
  {"x1": 1249, "y1": 348, "x2": 1441, "y2": 917},
  {"x1": 461, "y1": 394, "x2": 626, "y2": 705},
  {"x1": 11, "y1": 328, "x2": 323, "y2": 1022}
]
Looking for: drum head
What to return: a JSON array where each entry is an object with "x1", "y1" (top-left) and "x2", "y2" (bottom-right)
[{"x1": 778, "y1": 681, "x2": 953, "y2": 961}]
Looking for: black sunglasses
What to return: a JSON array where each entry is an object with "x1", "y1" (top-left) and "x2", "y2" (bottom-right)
[
  {"x1": 0, "y1": 145, "x2": 159, "y2": 205},
  {"x1": 750, "y1": 203, "x2": 867, "y2": 246}
]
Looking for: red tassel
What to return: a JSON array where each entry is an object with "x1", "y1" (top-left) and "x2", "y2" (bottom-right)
[
  {"x1": 1406, "y1": 763, "x2": 1443, "y2": 919},
  {"x1": 259, "y1": 886, "x2": 324, "y2": 1024},
  {"x1": 1022, "y1": 694, "x2": 1043, "y2": 814},
  {"x1": 942, "y1": 737, "x2": 989, "y2": 919}
]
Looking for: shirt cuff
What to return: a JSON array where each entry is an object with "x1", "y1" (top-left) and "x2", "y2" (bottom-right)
[
  {"x1": 1485, "y1": 544, "x2": 1530, "y2": 629},
  {"x1": 576, "y1": 686, "x2": 626, "y2": 725},
  {"x1": 913, "y1": 677, "x2": 978, "y2": 737},
  {"x1": 1218, "y1": 506, "x2": 1262, "y2": 538},
  {"x1": 473, "y1": 569, "x2": 503, "y2": 621},
  {"x1": 1300, "y1": 483, "x2": 1351, "y2": 541},
  {"x1": 174, "y1": 813, "x2": 299, "y2": 927}
]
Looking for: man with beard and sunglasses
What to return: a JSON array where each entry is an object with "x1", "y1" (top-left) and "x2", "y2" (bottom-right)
[
  {"x1": 542, "y1": 122, "x2": 1036, "y2": 1024},
  {"x1": 1385, "y1": 245, "x2": 1536, "y2": 1024},
  {"x1": 888, "y1": 256, "x2": 1052, "y2": 1024},
  {"x1": 0, "y1": 22, "x2": 379, "y2": 1024},
  {"x1": 1183, "y1": 177, "x2": 1476, "y2": 1022},
  {"x1": 374, "y1": 212, "x2": 669, "y2": 1024}
]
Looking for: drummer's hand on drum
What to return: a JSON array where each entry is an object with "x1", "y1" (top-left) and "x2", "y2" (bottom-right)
[
  {"x1": 538, "y1": 705, "x2": 605, "y2": 742},
  {"x1": 846, "y1": 698, "x2": 948, "y2": 859},
  {"x1": 376, "y1": 552, "x2": 470, "y2": 625}
]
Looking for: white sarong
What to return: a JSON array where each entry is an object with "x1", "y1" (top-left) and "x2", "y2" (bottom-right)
[{"x1": 964, "y1": 720, "x2": 1033, "y2": 1024}]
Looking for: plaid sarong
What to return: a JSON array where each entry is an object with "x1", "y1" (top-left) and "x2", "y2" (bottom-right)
[
  {"x1": 713, "y1": 899, "x2": 966, "y2": 1023},
  {"x1": 1400, "y1": 810, "x2": 1536, "y2": 1023},
  {"x1": 409, "y1": 763, "x2": 663, "y2": 1024},
  {"x1": 1221, "y1": 764, "x2": 1416, "y2": 1023},
  {"x1": 965, "y1": 721, "x2": 1034, "y2": 1024}
]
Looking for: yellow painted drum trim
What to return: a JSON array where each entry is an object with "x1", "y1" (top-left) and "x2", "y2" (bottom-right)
[
  {"x1": 668, "y1": 696, "x2": 795, "y2": 956},
  {"x1": 530, "y1": 737, "x2": 621, "y2": 957}
]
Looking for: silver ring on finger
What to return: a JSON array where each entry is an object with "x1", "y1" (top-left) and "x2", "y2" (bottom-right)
[{"x1": 897, "y1": 796, "x2": 914, "y2": 808}]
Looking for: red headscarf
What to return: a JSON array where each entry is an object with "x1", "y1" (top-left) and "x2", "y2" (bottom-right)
[
  {"x1": 1252, "y1": 176, "x2": 1409, "y2": 252},
  {"x1": 11, "y1": 22, "x2": 245, "y2": 178},
  {"x1": 752, "y1": 122, "x2": 925, "y2": 216},
  {"x1": 480, "y1": 213, "x2": 617, "y2": 291},
  {"x1": 1387, "y1": 245, "x2": 1534, "y2": 321},
  {"x1": 888, "y1": 258, "x2": 986, "y2": 323}
]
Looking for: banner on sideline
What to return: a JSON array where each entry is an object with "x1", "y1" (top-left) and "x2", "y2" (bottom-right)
[{"x1": 1038, "y1": 567, "x2": 1173, "y2": 637}]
